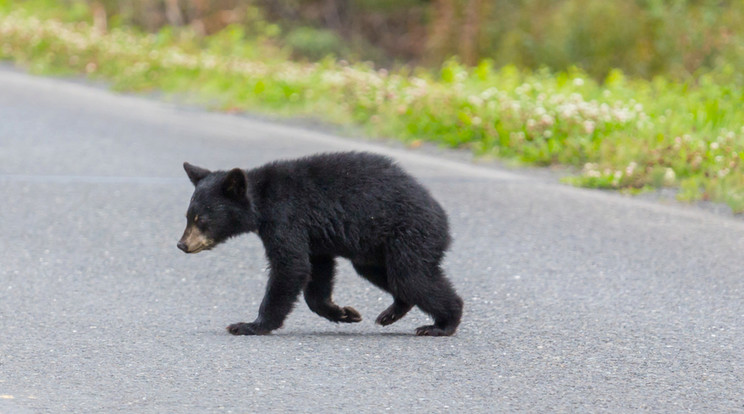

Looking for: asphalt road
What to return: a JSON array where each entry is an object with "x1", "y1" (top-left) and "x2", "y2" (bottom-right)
[{"x1": 1, "y1": 67, "x2": 743, "y2": 413}]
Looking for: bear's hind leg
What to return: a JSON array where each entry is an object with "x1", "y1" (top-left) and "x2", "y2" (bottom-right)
[
  {"x1": 352, "y1": 262, "x2": 412, "y2": 326},
  {"x1": 375, "y1": 298, "x2": 413, "y2": 326},
  {"x1": 386, "y1": 255, "x2": 463, "y2": 336},
  {"x1": 304, "y1": 255, "x2": 361, "y2": 323},
  {"x1": 351, "y1": 263, "x2": 389, "y2": 291},
  {"x1": 410, "y1": 272, "x2": 463, "y2": 336}
]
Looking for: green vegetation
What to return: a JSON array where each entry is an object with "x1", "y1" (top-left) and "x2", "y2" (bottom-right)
[
  {"x1": 51, "y1": 0, "x2": 744, "y2": 81},
  {"x1": 2, "y1": 1, "x2": 744, "y2": 212}
]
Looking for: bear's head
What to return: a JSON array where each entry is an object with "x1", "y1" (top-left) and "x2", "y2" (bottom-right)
[{"x1": 177, "y1": 162, "x2": 257, "y2": 253}]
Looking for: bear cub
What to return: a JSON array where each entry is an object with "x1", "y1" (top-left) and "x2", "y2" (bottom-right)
[{"x1": 178, "y1": 152, "x2": 463, "y2": 336}]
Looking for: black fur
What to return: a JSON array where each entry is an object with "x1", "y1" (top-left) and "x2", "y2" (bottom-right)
[{"x1": 179, "y1": 152, "x2": 463, "y2": 336}]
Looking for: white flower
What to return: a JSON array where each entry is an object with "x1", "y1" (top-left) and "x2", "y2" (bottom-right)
[
  {"x1": 626, "y1": 161, "x2": 637, "y2": 176},
  {"x1": 583, "y1": 162, "x2": 598, "y2": 172},
  {"x1": 480, "y1": 87, "x2": 498, "y2": 100},
  {"x1": 583, "y1": 120, "x2": 596, "y2": 134},
  {"x1": 515, "y1": 83, "x2": 531, "y2": 95},
  {"x1": 664, "y1": 168, "x2": 676, "y2": 184},
  {"x1": 540, "y1": 114, "x2": 555, "y2": 126},
  {"x1": 559, "y1": 103, "x2": 577, "y2": 118},
  {"x1": 468, "y1": 95, "x2": 483, "y2": 107}
]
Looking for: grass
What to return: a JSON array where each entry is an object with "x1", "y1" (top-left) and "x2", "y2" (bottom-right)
[{"x1": 2, "y1": 2, "x2": 744, "y2": 212}]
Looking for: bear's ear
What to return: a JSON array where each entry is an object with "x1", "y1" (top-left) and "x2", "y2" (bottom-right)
[
  {"x1": 222, "y1": 168, "x2": 248, "y2": 201},
  {"x1": 184, "y1": 162, "x2": 210, "y2": 186}
]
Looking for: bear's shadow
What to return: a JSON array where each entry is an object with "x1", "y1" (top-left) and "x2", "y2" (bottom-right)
[{"x1": 216, "y1": 330, "x2": 415, "y2": 338}]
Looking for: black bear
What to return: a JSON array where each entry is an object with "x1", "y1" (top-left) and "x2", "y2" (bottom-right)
[{"x1": 177, "y1": 152, "x2": 463, "y2": 336}]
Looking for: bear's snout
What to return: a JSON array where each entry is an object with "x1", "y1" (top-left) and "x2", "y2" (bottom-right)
[
  {"x1": 177, "y1": 240, "x2": 189, "y2": 253},
  {"x1": 177, "y1": 225, "x2": 214, "y2": 253}
]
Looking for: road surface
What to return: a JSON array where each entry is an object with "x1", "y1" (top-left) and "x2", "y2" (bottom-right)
[{"x1": 1, "y1": 67, "x2": 743, "y2": 412}]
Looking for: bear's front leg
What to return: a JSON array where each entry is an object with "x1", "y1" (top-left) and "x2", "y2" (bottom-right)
[
  {"x1": 304, "y1": 255, "x2": 362, "y2": 323},
  {"x1": 227, "y1": 247, "x2": 310, "y2": 336}
]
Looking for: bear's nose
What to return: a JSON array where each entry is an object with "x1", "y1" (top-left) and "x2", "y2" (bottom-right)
[{"x1": 177, "y1": 241, "x2": 188, "y2": 252}]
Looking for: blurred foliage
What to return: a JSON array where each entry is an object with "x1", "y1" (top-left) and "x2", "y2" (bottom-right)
[
  {"x1": 23, "y1": 0, "x2": 744, "y2": 81},
  {"x1": 284, "y1": 26, "x2": 346, "y2": 61},
  {"x1": 4, "y1": 2, "x2": 744, "y2": 211},
  {"x1": 486, "y1": 0, "x2": 744, "y2": 80}
]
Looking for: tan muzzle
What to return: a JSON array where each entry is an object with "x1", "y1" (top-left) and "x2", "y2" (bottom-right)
[{"x1": 177, "y1": 225, "x2": 214, "y2": 253}]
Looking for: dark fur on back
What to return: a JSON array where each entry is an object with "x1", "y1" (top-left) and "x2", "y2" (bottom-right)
[{"x1": 179, "y1": 152, "x2": 463, "y2": 336}]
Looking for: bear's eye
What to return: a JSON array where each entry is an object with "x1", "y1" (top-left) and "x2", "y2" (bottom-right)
[{"x1": 195, "y1": 215, "x2": 209, "y2": 229}]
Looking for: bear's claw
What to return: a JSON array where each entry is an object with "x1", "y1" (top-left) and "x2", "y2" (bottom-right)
[
  {"x1": 337, "y1": 306, "x2": 362, "y2": 323},
  {"x1": 227, "y1": 322, "x2": 270, "y2": 335},
  {"x1": 375, "y1": 309, "x2": 400, "y2": 326},
  {"x1": 415, "y1": 325, "x2": 454, "y2": 337}
]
